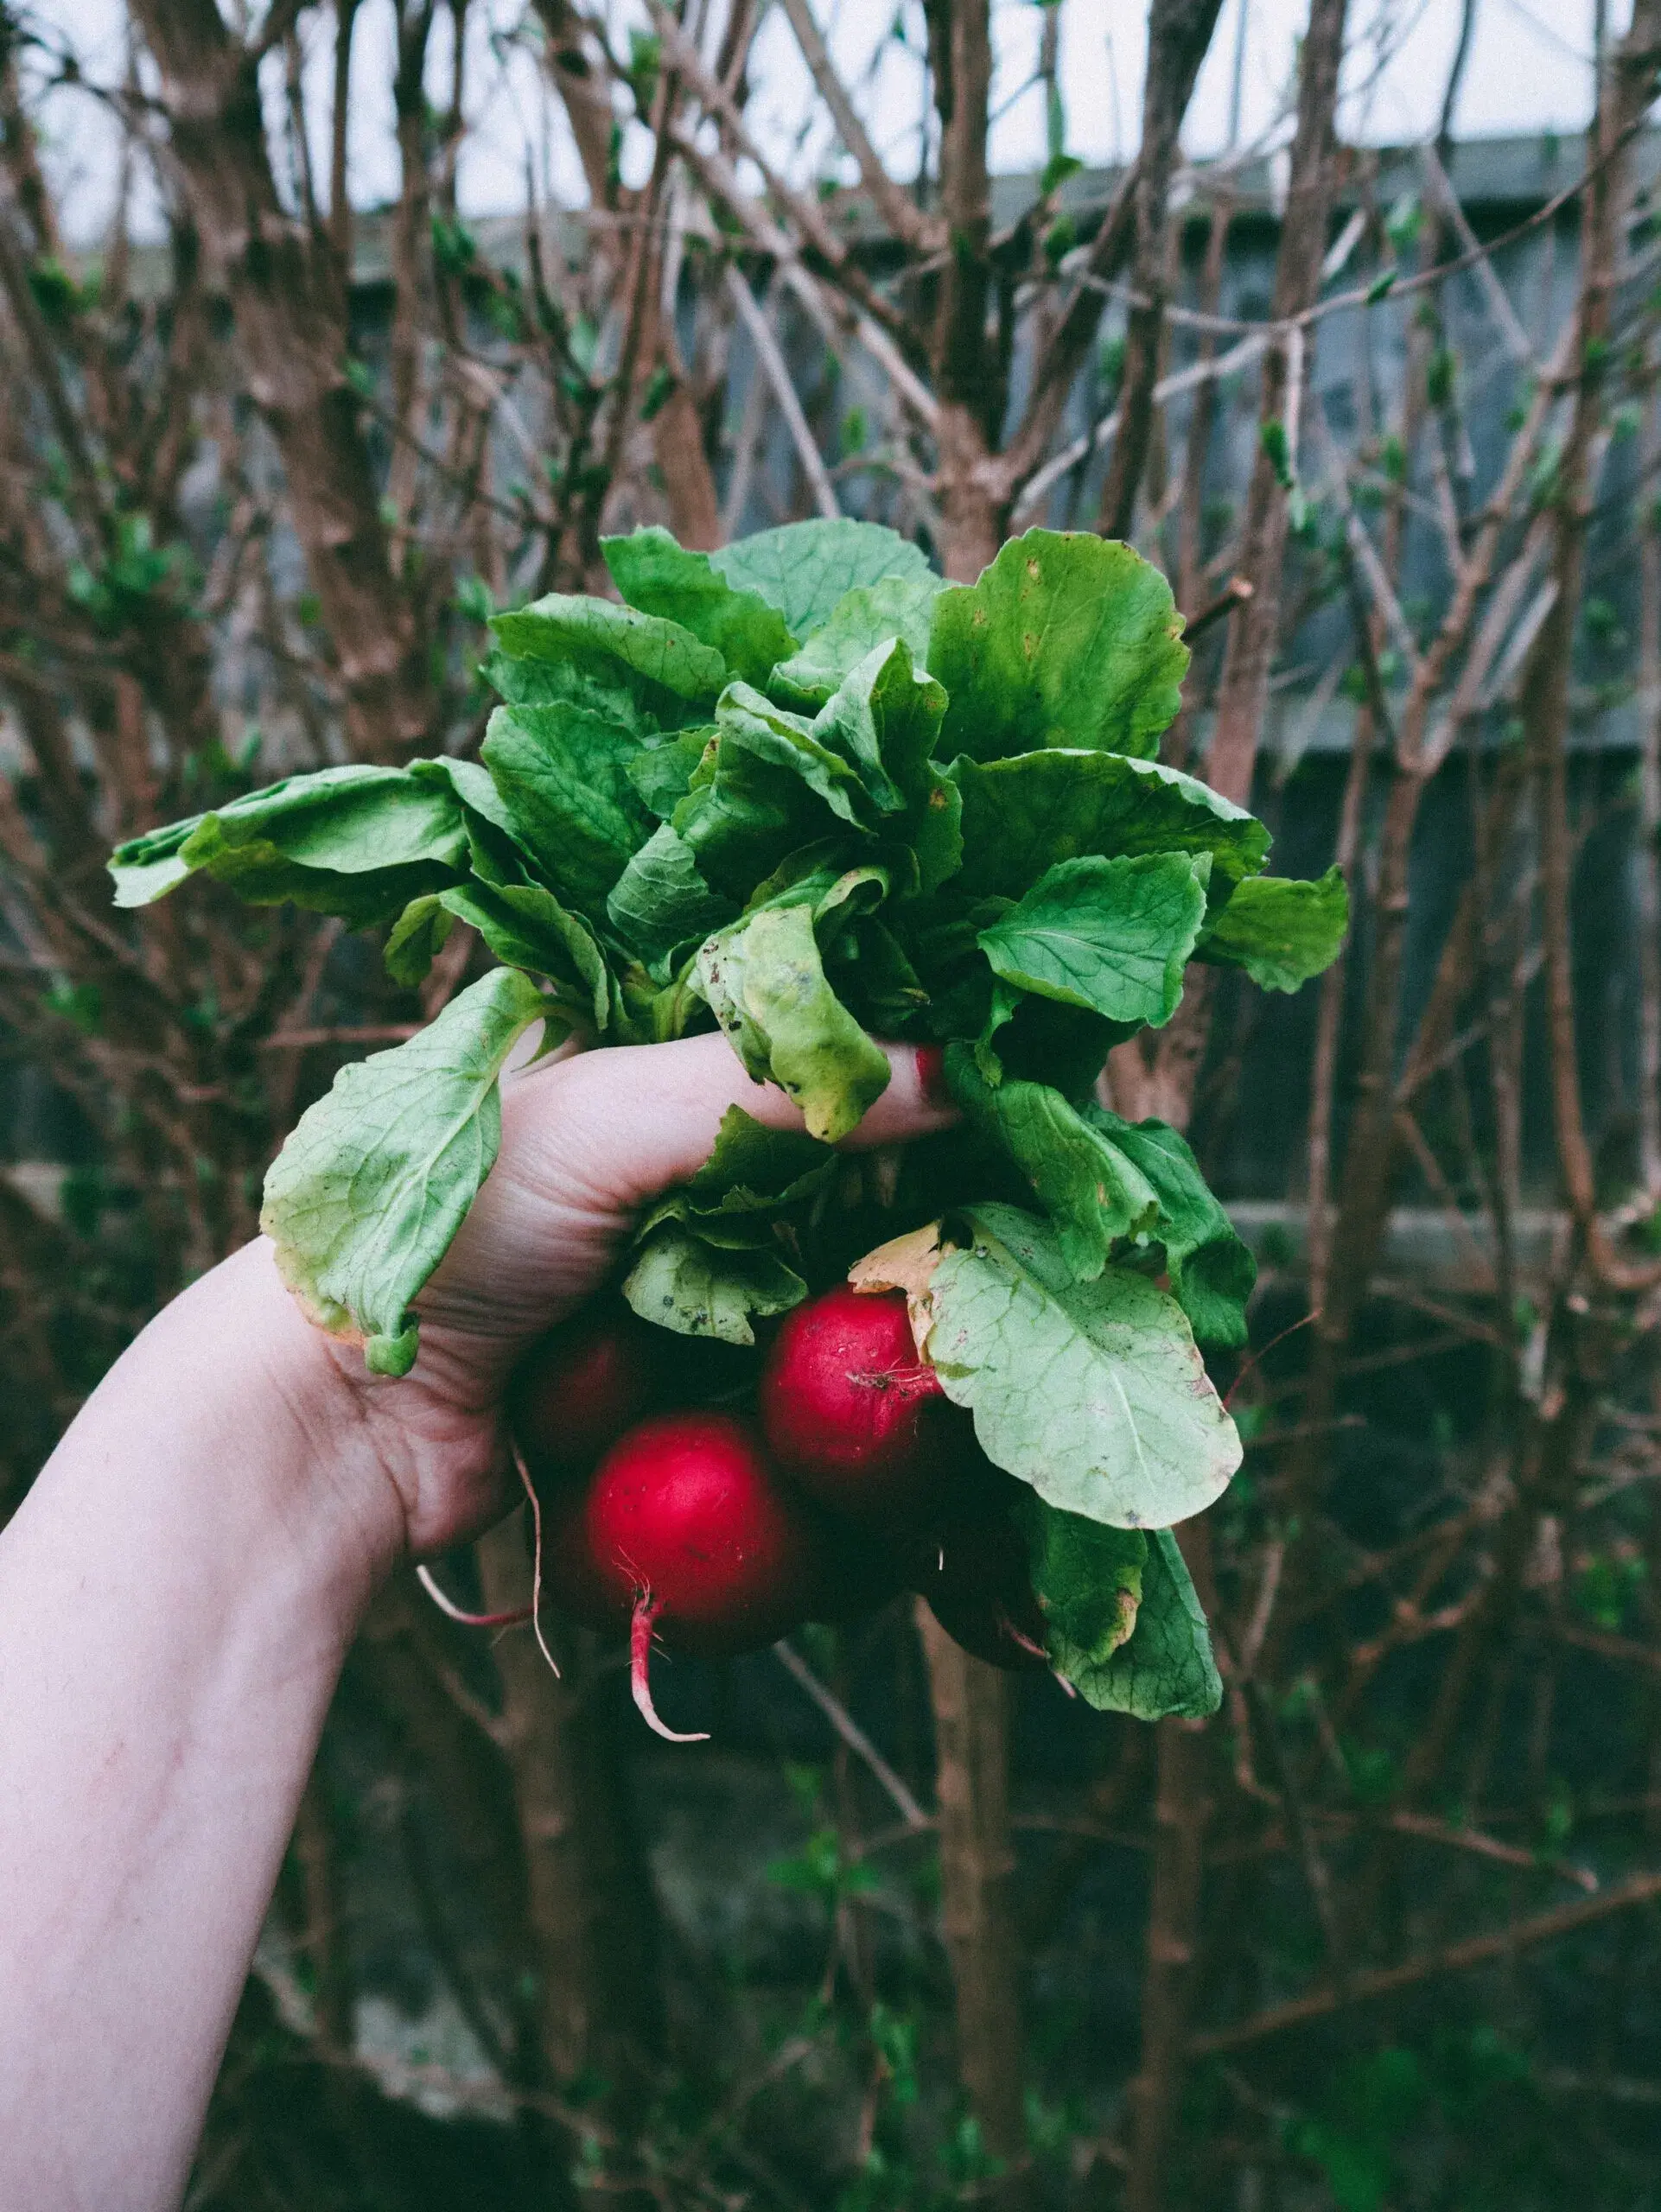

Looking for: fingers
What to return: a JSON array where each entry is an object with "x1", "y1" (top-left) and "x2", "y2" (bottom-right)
[{"x1": 506, "y1": 1027, "x2": 957, "y2": 1214}]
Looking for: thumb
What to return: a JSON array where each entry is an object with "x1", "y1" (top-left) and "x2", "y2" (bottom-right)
[{"x1": 503, "y1": 1029, "x2": 957, "y2": 1214}]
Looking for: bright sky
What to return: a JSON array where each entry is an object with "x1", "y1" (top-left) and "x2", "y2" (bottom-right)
[{"x1": 23, "y1": 0, "x2": 1633, "y2": 247}]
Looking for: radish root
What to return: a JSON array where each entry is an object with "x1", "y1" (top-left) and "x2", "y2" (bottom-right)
[
  {"x1": 512, "y1": 1438, "x2": 562, "y2": 1680},
  {"x1": 630, "y1": 1593, "x2": 710, "y2": 1743},
  {"x1": 414, "y1": 1563, "x2": 532, "y2": 1630}
]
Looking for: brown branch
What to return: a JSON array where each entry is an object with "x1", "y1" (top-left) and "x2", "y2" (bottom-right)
[
  {"x1": 772, "y1": 0, "x2": 938, "y2": 253},
  {"x1": 1190, "y1": 1863, "x2": 1661, "y2": 2057},
  {"x1": 1097, "y1": 0, "x2": 1228, "y2": 541},
  {"x1": 1203, "y1": 0, "x2": 1350, "y2": 806},
  {"x1": 128, "y1": 0, "x2": 430, "y2": 761}
]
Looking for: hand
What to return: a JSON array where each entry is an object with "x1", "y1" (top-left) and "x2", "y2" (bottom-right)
[{"x1": 307, "y1": 1030, "x2": 955, "y2": 1564}]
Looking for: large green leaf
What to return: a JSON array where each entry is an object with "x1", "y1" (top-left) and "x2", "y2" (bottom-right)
[
  {"x1": 260, "y1": 969, "x2": 549, "y2": 1376},
  {"x1": 480, "y1": 701, "x2": 658, "y2": 911},
  {"x1": 1087, "y1": 1107, "x2": 1256, "y2": 1347},
  {"x1": 1013, "y1": 1495, "x2": 1147, "y2": 1697},
  {"x1": 488, "y1": 592, "x2": 727, "y2": 711},
  {"x1": 951, "y1": 747, "x2": 1270, "y2": 900},
  {"x1": 929, "y1": 530, "x2": 1189, "y2": 762},
  {"x1": 623, "y1": 1221, "x2": 806, "y2": 1344},
  {"x1": 109, "y1": 764, "x2": 468, "y2": 915},
  {"x1": 948, "y1": 1052, "x2": 1160, "y2": 1281},
  {"x1": 601, "y1": 526, "x2": 798, "y2": 686},
  {"x1": 606, "y1": 820, "x2": 736, "y2": 969},
  {"x1": 696, "y1": 899, "x2": 891, "y2": 1142},
  {"x1": 480, "y1": 643, "x2": 668, "y2": 733},
  {"x1": 1200, "y1": 864, "x2": 1350, "y2": 991},
  {"x1": 711, "y1": 518, "x2": 934, "y2": 637},
  {"x1": 923, "y1": 1204, "x2": 1242, "y2": 1527},
  {"x1": 977, "y1": 852, "x2": 1209, "y2": 1027},
  {"x1": 770, "y1": 571, "x2": 945, "y2": 709}
]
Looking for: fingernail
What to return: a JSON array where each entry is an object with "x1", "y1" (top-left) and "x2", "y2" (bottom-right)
[{"x1": 917, "y1": 1043, "x2": 950, "y2": 1107}]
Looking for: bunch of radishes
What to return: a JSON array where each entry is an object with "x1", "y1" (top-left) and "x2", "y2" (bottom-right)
[{"x1": 511, "y1": 1281, "x2": 1049, "y2": 1738}]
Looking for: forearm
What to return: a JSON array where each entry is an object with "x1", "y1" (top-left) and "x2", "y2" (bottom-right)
[{"x1": 0, "y1": 1242, "x2": 402, "y2": 2212}]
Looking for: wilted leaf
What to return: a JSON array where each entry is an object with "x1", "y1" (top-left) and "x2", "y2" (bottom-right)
[
  {"x1": 1013, "y1": 1494, "x2": 1146, "y2": 1693},
  {"x1": 1067, "y1": 1528, "x2": 1222, "y2": 1719},
  {"x1": 923, "y1": 1203, "x2": 1242, "y2": 1527},
  {"x1": 623, "y1": 1221, "x2": 806, "y2": 1343},
  {"x1": 696, "y1": 900, "x2": 891, "y2": 1142},
  {"x1": 110, "y1": 763, "x2": 468, "y2": 916},
  {"x1": 260, "y1": 968, "x2": 548, "y2": 1376}
]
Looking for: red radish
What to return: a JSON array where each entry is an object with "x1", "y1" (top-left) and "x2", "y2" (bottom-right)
[
  {"x1": 544, "y1": 1410, "x2": 819, "y2": 1739},
  {"x1": 760, "y1": 1285, "x2": 955, "y2": 1522},
  {"x1": 913, "y1": 1501, "x2": 1050, "y2": 1675},
  {"x1": 512, "y1": 1301, "x2": 659, "y2": 1484}
]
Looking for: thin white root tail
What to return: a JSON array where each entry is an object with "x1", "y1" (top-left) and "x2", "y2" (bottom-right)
[
  {"x1": 414, "y1": 1563, "x2": 532, "y2": 1629},
  {"x1": 630, "y1": 1593, "x2": 709, "y2": 1744}
]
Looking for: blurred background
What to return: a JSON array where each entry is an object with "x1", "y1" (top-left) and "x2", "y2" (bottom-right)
[{"x1": 5, "y1": 0, "x2": 1661, "y2": 2204}]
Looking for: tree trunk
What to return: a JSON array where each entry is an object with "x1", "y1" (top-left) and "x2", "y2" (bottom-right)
[
  {"x1": 1122, "y1": 1713, "x2": 1212, "y2": 2212},
  {"x1": 916, "y1": 1602, "x2": 1029, "y2": 2199},
  {"x1": 477, "y1": 1524, "x2": 665, "y2": 2116}
]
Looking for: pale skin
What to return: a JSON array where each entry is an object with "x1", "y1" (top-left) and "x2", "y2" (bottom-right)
[{"x1": 0, "y1": 1030, "x2": 953, "y2": 2212}]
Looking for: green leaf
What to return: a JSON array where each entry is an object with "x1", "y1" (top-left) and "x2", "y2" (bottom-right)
[
  {"x1": 260, "y1": 969, "x2": 548, "y2": 1376},
  {"x1": 1080, "y1": 1529, "x2": 1223, "y2": 1719},
  {"x1": 928, "y1": 530, "x2": 1189, "y2": 762},
  {"x1": 811, "y1": 638, "x2": 945, "y2": 822},
  {"x1": 1200, "y1": 864, "x2": 1350, "y2": 991},
  {"x1": 673, "y1": 684, "x2": 872, "y2": 898},
  {"x1": 696, "y1": 899, "x2": 891, "y2": 1142},
  {"x1": 480, "y1": 643, "x2": 668, "y2": 733},
  {"x1": 623, "y1": 1221, "x2": 805, "y2": 1343},
  {"x1": 480, "y1": 701, "x2": 658, "y2": 911},
  {"x1": 1086, "y1": 1107, "x2": 1256, "y2": 1347},
  {"x1": 601, "y1": 525, "x2": 798, "y2": 686},
  {"x1": 711, "y1": 518, "x2": 934, "y2": 639},
  {"x1": 488, "y1": 592, "x2": 727, "y2": 712},
  {"x1": 109, "y1": 765, "x2": 468, "y2": 917},
  {"x1": 686, "y1": 1104, "x2": 837, "y2": 1209},
  {"x1": 947, "y1": 1053, "x2": 1161, "y2": 1280},
  {"x1": 951, "y1": 747, "x2": 1270, "y2": 900},
  {"x1": 769, "y1": 571, "x2": 945, "y2": 709},
  {"x1": 627, "y1": 728, "x2": 716, "y2": 819},
  {"x1": 385, "y1": 893, "x2": 455, "y2": 985},
  {"x1": 1012, "y1": 1494, "x2": 1147, "y2": 1696},
  {"x1": 606, "y1": 820, "x2": 736, "y2": 969},
  {"x1": 977, "y1": 852, "x2": 1208, "y2": 1027},
  {"x1": 923, "y1": 1203, "x2": 1242, "y2": 1527},
  {"x1": 914, "y1": 762, "x2": 964, "y2": 898},
  {"x1": 438, "y1": 880, "x2": 612, "y2": 1027}
]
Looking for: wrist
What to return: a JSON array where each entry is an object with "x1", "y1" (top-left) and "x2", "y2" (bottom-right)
[{"x1": 121, "y1": 1242, "x2": 414, "y2": 1617}]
